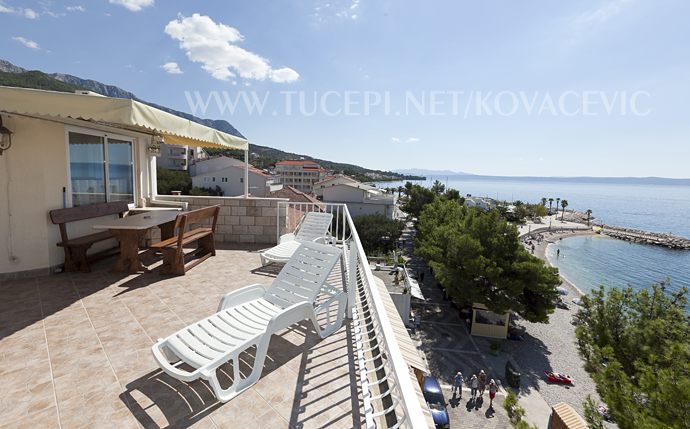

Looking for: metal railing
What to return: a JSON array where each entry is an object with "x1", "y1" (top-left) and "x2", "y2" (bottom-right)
[{"x1": 277, "y1": 202, "x2": 429, "y2": 429}]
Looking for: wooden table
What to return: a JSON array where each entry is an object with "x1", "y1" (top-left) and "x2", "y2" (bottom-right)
[{"x1": 93, "y1": 211, "x2": 180, "y2": 273}]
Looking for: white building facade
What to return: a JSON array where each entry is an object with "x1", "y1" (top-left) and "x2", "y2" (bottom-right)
[
  {"x1": 192, "y1": 165, "x2": 277, "y2": 197},
  {"x1": 274, "y1": 160, "x2": 326, "y2": 194},
  {"x1": 322, "y1": 183, "x2": 396, "y2": 219},
  {"x1": 158, "y1": 144, "x2": 208, "y2": 171}
]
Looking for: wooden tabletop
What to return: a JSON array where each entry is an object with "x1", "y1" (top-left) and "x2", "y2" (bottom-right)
[
  {"x1": 128, "y1": 207, "x2": 182, "y2": 213},
  {"x1": 92, "y1": 210, "x2": 180, "y2": 231}
]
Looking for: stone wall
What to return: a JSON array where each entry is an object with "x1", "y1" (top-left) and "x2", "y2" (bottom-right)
[{"x1": 156, "y1": 196, "x2": 288, "y2": 244}]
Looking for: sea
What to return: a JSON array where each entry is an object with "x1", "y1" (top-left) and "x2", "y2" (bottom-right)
[{"x1": 374, "y1": 175, "x2": 690, "y2": 295}]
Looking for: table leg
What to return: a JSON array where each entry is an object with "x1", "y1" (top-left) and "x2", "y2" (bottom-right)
[{"x1": 111, "y1": 229, "x2": 147, "y2": 273}]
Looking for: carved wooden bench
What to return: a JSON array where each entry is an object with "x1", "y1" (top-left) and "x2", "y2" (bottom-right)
[
  {"x1": 49, "y1": 201, "x2": 129, "y2": 272},
  {"x1": 150, "y1": 206, "x2": 220, "y2": 275}
]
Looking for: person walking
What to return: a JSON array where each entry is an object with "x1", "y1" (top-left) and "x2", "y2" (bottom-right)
[
  {"x1": 470, "y1": 374, "x2": 478, "y2": 399},
  {"x1": 488, "y1": 379, "x2": 498, "y2": 408},
  {"x1": 453, "y1": 371, "x2": 464, "y2": 398},
  {"x1": 478, "y1": 370, "x2": 487, "y2": 397}
]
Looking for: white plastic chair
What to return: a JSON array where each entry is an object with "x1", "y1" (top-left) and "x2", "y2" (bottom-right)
[
  {"x1": 260, "y1": 211, "x2": 333, "y2": 266},
  {"x1": 151, "y1": 241, "x2": 346, "y2": 402}
]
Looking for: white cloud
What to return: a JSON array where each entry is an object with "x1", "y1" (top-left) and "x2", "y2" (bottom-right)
[
  {"x1": 0, "y1": 3, "x2": 40, "y2": 19},
  {"x1": 164, "y1": 13, "x2": 299, "y2": 83},
  {"x1": 161, "y1": 62, "x2": 183, "y2": 74},
  {"x1": 12, "y1": 36, "x2": 40, "y2": 50},
  {"x1": 23, "y1": 8, "x2": 37, "y2": 18},
  {"x1": 66, "y1": 5, "x2": 86, "y2": 12},
  {"x1": 392, "y1": 137, "x2": 420, "y2": 144},
  {"x1": 314, "y1": 0, "x2": 362, "y2": 23},
  {"x1": 109, "y1": 0, "x2": 154, "y2": 12},
  {"x1": 574, "y1": 0, "x2": 632, "y2": 27}
]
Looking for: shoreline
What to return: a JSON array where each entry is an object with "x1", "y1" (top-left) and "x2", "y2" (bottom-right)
[{"x1": 528, "y1": 229, "x2": 596, "y2": 298}]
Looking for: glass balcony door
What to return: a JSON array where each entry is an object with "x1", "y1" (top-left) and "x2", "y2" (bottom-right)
[{"x1": 68, "y1": 131, "x2": 135, "y2": 207}]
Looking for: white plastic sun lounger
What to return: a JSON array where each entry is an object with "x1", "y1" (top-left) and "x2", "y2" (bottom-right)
[
  {"x1": 260, "y1": 211, "x2": 333, "y2": 266},
  {"x1": 151, "y1": 241, "x2": 345, "y2": 402}
]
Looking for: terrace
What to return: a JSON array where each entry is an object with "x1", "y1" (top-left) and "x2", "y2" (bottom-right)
[{"x1": 0, "y1": 202, "x2": 432, "y2": 428}]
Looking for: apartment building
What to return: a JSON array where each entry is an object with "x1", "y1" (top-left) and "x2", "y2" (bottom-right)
[
  {"x1": 158, "y1": 144, "x2": 208, "y2": 171},
  {"x1": 274, "y1": 160, "x2": 327, "y2": 194}
]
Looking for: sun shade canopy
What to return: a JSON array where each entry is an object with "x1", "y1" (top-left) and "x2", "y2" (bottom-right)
[{"x1": 0, "y1": 86, "x2": 248, "y2": 150}]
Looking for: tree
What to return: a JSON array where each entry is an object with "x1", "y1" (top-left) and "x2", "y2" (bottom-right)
[
  {"x1": 444, "y1": 188, "x2": 463, "y2": 202},
  {"x1": 415, "y1": 199, "x2": 561, "y2": 322},
  {"x1": 431, "y1": 179, "x2": 445, "y2": 196},
  {"x1": 400, "y1": 184, "x2": 436, "y2": 218},
  {"x1": 575, "y1": 282, "x2": 690, "y2": 429},
  {"x1": 555, "y1": 198, "x2": 560, "y2": 215},
  {"x1": 548, "y1": 198, "x2": 554, "y2": 214},
  {"x1": 586, "y1": 209, "x2": 593, "y2": 226},
  {"x1": 560, "y1": 199, "x2": 568, "y2": 220},
  {"x1": 156, "y1": 167, "x2": 192, "y2": 195},
  {"x1": 353, "y1": 214, "x2": 405, "y2": 255},
  {"x1": 541, "y1": 197, "x2": 547, "y2": 207}
]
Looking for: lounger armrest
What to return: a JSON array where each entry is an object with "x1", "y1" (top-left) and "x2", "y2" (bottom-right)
[
  {"x1": 279, "y1": 233, "x2": 296, "y2": 244},
  {"x1": 312, "y1": 235, "x2": 334, "y2": 245},
  {"x1": 151, "y1": 340, "x2": 202, "y2": 382},
  {"x1": 315, "y1": 290, "x2": 347, "y2": 315},
  {"x1": 267, "y1": 302, "x2": 314, "y2": 332},
  {"x1": 218, "y1": 284, "x2": 267, "y2": 312}
]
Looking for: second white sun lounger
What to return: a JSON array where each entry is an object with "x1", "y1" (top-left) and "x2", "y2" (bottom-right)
[
  {"x1": 151, "y1": 241, "x2": 345, "y2": 402},
  {"x1": 260, "y1": 211, "x2": 333, "y2": 266}
]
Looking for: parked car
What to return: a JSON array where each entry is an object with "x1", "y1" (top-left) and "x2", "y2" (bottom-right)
[{"x1": 421, "y1": 376, "x2": 449, "y2": 429}]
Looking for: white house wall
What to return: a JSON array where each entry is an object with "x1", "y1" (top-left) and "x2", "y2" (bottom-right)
[
  {"x1": 192, "y1": 167, "x2": 269, "y2": 197},
  {"x1": 322, "y1": 185, "x2": 365, "y2": 203},
  {"x1": 0, "y1": 115, "x2": 153, "y2": 276}
]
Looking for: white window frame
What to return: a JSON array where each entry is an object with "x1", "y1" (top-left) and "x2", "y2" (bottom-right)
[{"x1": 64, "y1": 126, "x2": 137, "y2": 208}]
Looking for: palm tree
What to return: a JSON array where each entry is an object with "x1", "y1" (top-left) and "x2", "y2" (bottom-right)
[
  {"x1": 561, "y1": 199, "x2": 568, "y2": 220},
  {"x1": 541, "y1": 197, "x2": 547, "y2": 207},
  {"x1": 548, "y1": 198, "x2": 554, "y2": 214},
  {"x1": 586, "y1": 209, "x2": 592, "y2": 226},
  {"x1": 555, "y1": 198, "x2": 561, "y2": 216},
  {"x1": 397, "y1": 186, "x2": 404, "y2": 198}
]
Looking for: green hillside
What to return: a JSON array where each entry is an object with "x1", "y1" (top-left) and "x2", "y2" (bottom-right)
[{"x1": 0, "y1": 70, "x2": 82, "y2": 92}]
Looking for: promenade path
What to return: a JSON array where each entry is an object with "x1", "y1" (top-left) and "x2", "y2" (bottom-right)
[{"x1": 518, "y1": 214, "x2": 590, "y2": 237}]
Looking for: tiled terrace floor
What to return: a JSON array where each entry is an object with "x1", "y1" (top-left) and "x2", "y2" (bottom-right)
[{"x1": 0, "y1": 244, "x2": 362, "y2": 429}]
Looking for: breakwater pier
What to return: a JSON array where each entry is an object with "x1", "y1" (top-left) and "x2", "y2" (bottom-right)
[{"x1": 601, "y1": 226, "x2": 690, "y2": 250}]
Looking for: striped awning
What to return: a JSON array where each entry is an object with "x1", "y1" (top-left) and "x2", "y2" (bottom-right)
[{"x1": 0, "y1": 86, "x2": 248, "y2": 150}]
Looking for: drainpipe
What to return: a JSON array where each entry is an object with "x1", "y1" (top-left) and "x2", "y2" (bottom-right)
[{"x1": 244, "y1": 148, "x2": 249, "y2": 198}]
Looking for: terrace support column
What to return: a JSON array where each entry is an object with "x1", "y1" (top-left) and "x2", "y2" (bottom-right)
[
  {"x1": 244, "y1": 149, "x2": 249, "y2": 198},
  {"x1": 347, "y1": 243, "x2": 358, "y2": 314}
]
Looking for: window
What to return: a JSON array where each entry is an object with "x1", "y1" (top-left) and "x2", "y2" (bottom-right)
[
  {"x1": 240, "y1": 177, "x2": 244, "y2": 183},
  {"x1": 221, "y1": 177, "x2": 228, "y2": 183},
  {"x1": 204, "y1": 177, "x2": 211, "y2": 183},
  {"x1": 68, "y1": 131, "x2": 134, "y2": 206},
  {"x1": 212, "y1": 177, "x2": 216, "y2": 182}
]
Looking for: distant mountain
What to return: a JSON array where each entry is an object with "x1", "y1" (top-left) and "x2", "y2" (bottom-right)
[
  {"x1": 0, "y1": 58, "x2": 413, "y2": 180},
  {"x1": 0, "y1": 59, "x2": 26, "y2": 73},
  {"x1": 395, "y1": 168, "x2": 473, "y2": 177}
]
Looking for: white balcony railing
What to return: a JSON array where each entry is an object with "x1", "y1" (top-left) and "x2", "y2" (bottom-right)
[{"x1": 277, "y1": 202, "x2": 429, "y2": 429}]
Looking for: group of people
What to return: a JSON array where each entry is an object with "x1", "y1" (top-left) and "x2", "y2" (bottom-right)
[{"x1": 453, "y1": 369, "x2": 499, "y2": 408}]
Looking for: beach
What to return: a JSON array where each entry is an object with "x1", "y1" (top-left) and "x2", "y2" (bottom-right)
[{"x1": 512, "y1": 228, "x2": 618, "y2": 427}]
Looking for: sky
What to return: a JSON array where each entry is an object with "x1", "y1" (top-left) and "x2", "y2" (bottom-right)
[{"x1": 1, "y1": 0, "x2": 689, "y2": 178}]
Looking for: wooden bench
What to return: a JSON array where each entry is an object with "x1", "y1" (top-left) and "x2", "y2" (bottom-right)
[
  {"x1": 150, "y1": 205, "x2": 220, "y2": 275},
  {"x1": 49, "y1": 201, "x2": 130, "y2": 272}
]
